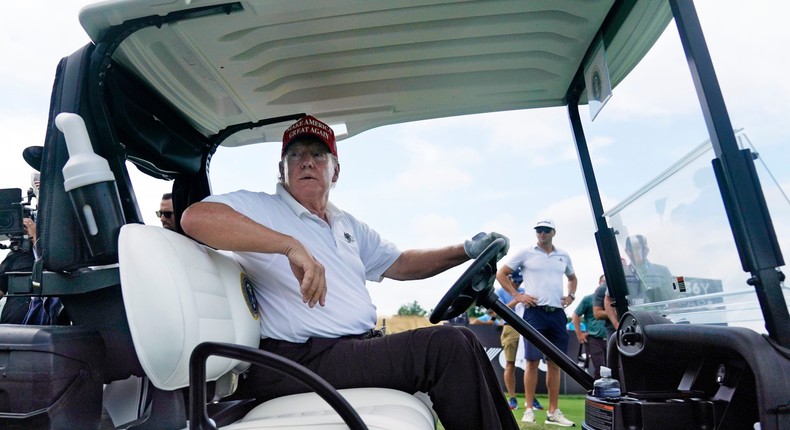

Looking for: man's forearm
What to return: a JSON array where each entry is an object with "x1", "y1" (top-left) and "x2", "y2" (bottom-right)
[
  {"x1": 383, "y1": 245, "x2": 468, "y2": 281},
  {"x1": 593, "y1": 306, "x2": 608, "y2": 320},
  {"x1": 567, "y1": 275, "x2": 578, "y2": 296},
  {"x1": 181, "y1": 202, "x2": 298, "y2": 255},
  {"x1": 495, "y1": 267, "x2": 518, "y2": 297},
  {"x1": 604, "y1": 295, "x2": 620, "y2": 329},
  {"x1": 182, "y1": 201, "x2": 329, "y2": 308},
  {"x1": 572, "y1": 314, "x2": 583, "y2": 337}
]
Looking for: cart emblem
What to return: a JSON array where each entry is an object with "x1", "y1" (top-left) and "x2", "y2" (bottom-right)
[
  {"x1": 240, "y1": 273, "x2": 259, "y2": 320},
  {"x1": 591, "y1": 69, "x2": 602, "y2": 101}
]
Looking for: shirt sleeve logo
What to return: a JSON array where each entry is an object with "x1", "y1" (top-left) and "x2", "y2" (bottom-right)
[{"x1": 343, "y1": 232, "x2": 355, "y2": 243}]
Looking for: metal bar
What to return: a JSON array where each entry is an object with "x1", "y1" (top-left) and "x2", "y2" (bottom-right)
[
  {"x1": 189, "y1": 342, "x2": 368, "y2": 430},
  {"x1": 566, "y1": 100, "x2": 630, "y2": 322}
]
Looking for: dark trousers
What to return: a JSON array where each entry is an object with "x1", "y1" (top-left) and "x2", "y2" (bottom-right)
[
  {"x1": 0, "y1": 296, "x2": 31, "y2": 324},
  {"x1": 586, "y1": 335, "x2": 608, "y2": 379},
  {"x1": 236, "y1": 325, "x2": 518, "y2": 430}
]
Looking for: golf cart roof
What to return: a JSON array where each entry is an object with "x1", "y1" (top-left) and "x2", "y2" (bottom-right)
[{"x1": 79, "y1": 0, "x2": 671, "y2": 148}]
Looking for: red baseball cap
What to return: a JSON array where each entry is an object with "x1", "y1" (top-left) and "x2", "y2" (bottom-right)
[{"x1": 281, "y1": 115, "x2": 337, "y2": 158}]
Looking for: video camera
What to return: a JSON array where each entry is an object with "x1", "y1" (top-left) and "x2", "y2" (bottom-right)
[{"x1": 0, "y1": 187, "x2": 37, "y2": 251}]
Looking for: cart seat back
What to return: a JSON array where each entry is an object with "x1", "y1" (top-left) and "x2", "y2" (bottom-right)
[{"x1": 119, "y1": 223, "x2": 260, "y2": 389}]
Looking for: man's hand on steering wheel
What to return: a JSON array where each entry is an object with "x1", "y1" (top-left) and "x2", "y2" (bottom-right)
[
  {"x1": 464, "y1": 232, "x2": 509, "y2": 261},
  {"x1": 430, "y1": 235, "x2": 509, "y2": 323}
]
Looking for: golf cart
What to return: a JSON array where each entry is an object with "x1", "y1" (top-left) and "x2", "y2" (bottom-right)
[{"x1": 2, "y1": 0, "x2": 788, "y2": 429}]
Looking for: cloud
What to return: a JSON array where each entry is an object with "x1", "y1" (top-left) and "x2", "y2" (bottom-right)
[
  {"x1": 0, "y1": 116, "x2": 49, "y2": 188},
  {"x1": 0, "y1": 1, "x2": 95, "y2": 190},
  {"x1": 1, "y1": 2, "x2": 92, "y2": 94},
  {"x1": 391, "y1": 160, "x2": 473, "y2": 196},
  {"x1": 407, "y1": 213, "x2": 463, "y2": 248},
  {"x1": 485, "y1": 109, "x2": 577, "y2": 165}
]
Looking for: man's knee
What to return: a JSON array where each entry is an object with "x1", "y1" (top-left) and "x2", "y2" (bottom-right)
[
  {"x1": 416, "y1": 324, "x2": 479, "y2": 350},
  {"x1": 409, "y1": 325, "x2": 486, "y2": 377},
  {"x1": 452, "y1": 325, "x2": 476, "y2": 338}
]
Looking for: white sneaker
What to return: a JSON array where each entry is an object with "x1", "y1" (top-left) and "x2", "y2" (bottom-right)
[
  {"x1": 545, "y1": 408, "x2": 575, "y2": 427},
  {"x1": 521, "y1": 407, "x2": 536, "y2": 424}
]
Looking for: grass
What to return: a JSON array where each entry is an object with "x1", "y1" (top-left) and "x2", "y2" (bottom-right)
[{"x1": 437, "y1": 394, "x2": 586, "y2": 430}]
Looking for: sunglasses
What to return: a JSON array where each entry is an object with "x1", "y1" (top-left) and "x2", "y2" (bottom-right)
[
  {"x1": 535, "y1": 227, "x2": 554, "y2": 234},
  {"x1": 156, "y1": 211, "x2": 174, "y2": 218}
]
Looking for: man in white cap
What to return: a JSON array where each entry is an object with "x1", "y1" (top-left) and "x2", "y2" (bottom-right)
[
  {"x1": 182, "y1": 115, "x2": 518, "y2": 430},
  {"x1": 495, "y1": 219, "x2": 577, "y2": 427}
]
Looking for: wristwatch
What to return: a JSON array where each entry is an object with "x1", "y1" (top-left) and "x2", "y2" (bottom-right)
[{"x1": 568, "y1": 293, "x2": 575, "y2": 300}]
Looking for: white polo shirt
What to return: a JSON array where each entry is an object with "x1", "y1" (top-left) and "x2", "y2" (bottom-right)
[
  {"x1": 504, "y1": 245, "x2": 574, "y2": 308},
  {"x1": 203, "y1": 184, "x2": 401, "y2": 342}
]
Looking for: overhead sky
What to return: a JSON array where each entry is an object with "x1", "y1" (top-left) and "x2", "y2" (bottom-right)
[{"x1": 1, "y1": 1, "x2": 788, "y2": 318}]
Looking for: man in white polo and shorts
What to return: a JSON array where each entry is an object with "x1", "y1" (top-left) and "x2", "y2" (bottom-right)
[{"x1": 495, "y1": 219, "x2": 577, "y2": 427}]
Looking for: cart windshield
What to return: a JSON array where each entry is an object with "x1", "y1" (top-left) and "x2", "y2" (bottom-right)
[{"x1": 577, "y1": 23, "x2": 790, "y2": 333}]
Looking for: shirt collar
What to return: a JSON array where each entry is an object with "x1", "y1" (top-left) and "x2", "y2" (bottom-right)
[
  {"x1": 276, "y1": 182, "x2": 339, "y2": 220},
  {"x1": 533, "y1": 244, "x2": 556, "y2": 255}
]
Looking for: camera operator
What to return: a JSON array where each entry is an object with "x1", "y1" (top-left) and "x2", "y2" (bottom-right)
[
  {"x1": 0, "y1": 186, "x2": 37, "y2": 323},
  {"x1": 22, "y1": 217, "x2": 36, "y2": 244},
  {"x1": 0, "y1": 215, "x2": 36, "y2": 324},
  {"x1": 1, "y1": 146, "x2": 67, "y2": 325}
]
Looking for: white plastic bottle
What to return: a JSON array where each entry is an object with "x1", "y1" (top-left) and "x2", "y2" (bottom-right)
[
  {"x1": 56, "y1": 112, "x2": 125, "y2": 259},
  {"x1": 593, "y1": 366, "x2": 621, "y2": 398}
]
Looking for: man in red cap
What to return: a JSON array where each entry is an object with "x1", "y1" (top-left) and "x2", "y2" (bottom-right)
[{"x1": 182, "y1": 115, "x2": 518, "y2": 429}]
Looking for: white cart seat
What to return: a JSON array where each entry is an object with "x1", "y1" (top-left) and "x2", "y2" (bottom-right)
[{"x1": 223, "y1": 388, "x2": 434, "y2": 429}]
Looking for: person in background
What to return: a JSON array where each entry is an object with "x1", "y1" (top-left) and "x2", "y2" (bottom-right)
[
  {"x1": 622, "y1": 235, "x2": 675, "y2": 304},
  {"x1": 0, "y1": 218, "x2": 36, "y2": 324},
  {"x1": 497, "y1": 268, "x2": 543, "y2": 412},
  {"x1": 0, "y1": 148, "x2": 39, "y2": 318},
  {"x1": 594, "y1": 273, "x2": 618, "y2": 337},
  {"x1": 446, "y1": 312, "x2": 470, "y2": 326},
  {"x1": 471, "y1": 308, "x2": 503, "y2": 325},
  {"x1": 496, "y1": 219, "x2": 577, "y2": 427},
  {"x1": 599, "y1": 235, "x2": 676, "y2": 333},
  {"x1": 181, "y1": 115, "x2": 518, "y2": 430},
  {"x1": 2, "y1": 146, "x2": 67, "y2": 325},
  {"x1": 158, "y1": 193, "x2": 176, "y2": 231},
  {"x1": 573, "y1": 275, "x2": 609, "y2": 378}
]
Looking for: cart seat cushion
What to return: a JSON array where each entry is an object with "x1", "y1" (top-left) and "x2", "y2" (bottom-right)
[{"x1": 224, "y1": 387, "x2": 435, "y2": 429}]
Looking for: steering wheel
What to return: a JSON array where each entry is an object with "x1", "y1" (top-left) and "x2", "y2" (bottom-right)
[{"x1": 429, "y1": 238, "x2": 506, "y2": 324}]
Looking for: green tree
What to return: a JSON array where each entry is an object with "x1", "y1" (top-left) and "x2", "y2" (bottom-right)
[{"x1": 397, "y1": 300, "x2": 427, "y2": 316}]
